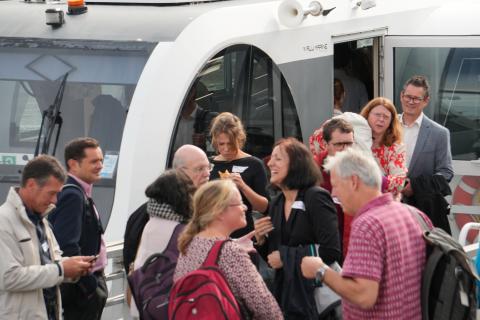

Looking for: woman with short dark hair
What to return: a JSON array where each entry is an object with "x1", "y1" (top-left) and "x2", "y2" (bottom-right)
[{"x1": 254, "y1": 138, "x2": 341, "y2": 319}]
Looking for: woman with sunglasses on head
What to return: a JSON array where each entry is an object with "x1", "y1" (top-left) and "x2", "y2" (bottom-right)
[
  {"x1": 209, "y1": 112, "x2": 269, "y2": 238},
  {"x1": 254, "y1": 138, "x2": 341, "y2": 319},
  {"x1": 360, "y1": 97, "x2": 407, "y2": 200}
]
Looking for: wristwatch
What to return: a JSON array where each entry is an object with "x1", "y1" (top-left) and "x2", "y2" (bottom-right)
[{"x1": 315, "y1": 264, "x2": 329, "y2": 284}]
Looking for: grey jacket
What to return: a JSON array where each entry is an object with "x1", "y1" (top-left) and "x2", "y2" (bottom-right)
[
  {"x1": 0, "y1": 187, "x2": 64, "y2": 319},
  {"x1": 408, "y1": 114, "x2": 454, "y2": 182}
]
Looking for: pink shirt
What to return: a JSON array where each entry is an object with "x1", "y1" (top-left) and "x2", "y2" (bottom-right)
[
  {"x1": 69, "y1": 174, "x2": 107, "y2": 271},
  {"x1": 342, "y1": 193, "x2": 431, "y2": 320}
]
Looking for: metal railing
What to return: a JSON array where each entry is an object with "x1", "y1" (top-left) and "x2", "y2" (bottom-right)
[{"x1": 102, "y1": 241, "x2": 130, "y2": 320}]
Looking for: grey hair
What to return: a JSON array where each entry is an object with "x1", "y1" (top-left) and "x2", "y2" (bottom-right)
[
  {"x1": 172, "y1": 154, "x2": 185, "y2": 169},
  {"x1": 324, "y1": 147, "x2": 382, "y2": 189}
]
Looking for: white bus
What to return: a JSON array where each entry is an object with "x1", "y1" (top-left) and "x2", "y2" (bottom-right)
[{"x1": 1, "y1": 0, "x2": 479, "y2": 248}]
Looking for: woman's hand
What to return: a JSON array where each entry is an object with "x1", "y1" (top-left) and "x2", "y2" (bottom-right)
[
  {"x1": 267, "y1": 251, "x2": 283, "y2": 269},
  {"x1": 229, "y1": 172, "x2": 246, "y2": 190},
  {"x1": 233, "y1": 231, "x2": 257, "y2": 253},
  {"x1": 254, "y1": 216, "x2": 274, "y2": 245}
]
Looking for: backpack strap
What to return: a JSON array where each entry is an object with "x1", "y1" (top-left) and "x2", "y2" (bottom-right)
[
  {"x1": 404, "y1": 204, "x2": 431, "y2": 233},
  {"x1": 202, "y1": 240, "x2": 229, "y2": 268},
  {"x1": 63, "y1": 183, "x2": 88, "y2": 201},
  {"x1": 165, "y1": 223, "x2": 185, "y2": 253},
  {"x1": 140, "y1": 223, "x2": 185, "y2": 272}
]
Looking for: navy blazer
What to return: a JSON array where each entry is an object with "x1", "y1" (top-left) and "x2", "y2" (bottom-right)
[
  {"x1": 48, "y1": 176, "x2": 103, "y2": 295},
  {"x1": 407, "y1": 114, "x2": 454, "y2": 182}
]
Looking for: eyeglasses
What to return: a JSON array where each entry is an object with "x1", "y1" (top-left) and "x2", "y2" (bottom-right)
[
  {"x1": 371, "y1": 112, "x2": 391, "y2": 121},
  {"x1": 402, "y1": 94, "x2": 424, "y2": 104},
  {"x1": 330, "y1": 141, "x2": 354, "y2": 148},
  {"x1": 184, "y1": 163, "x2": 214, "y2": 174}
]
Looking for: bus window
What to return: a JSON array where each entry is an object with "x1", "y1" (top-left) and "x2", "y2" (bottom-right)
[
  {"x1": 394, "y1": 47, "x2": 480, "y2": 160},
  {"x1": 0, "y1": 38, "x2": 154, "y2": 226},
  {"x1": 171, "y1": 45, "x2": 301, "y2": 162}
]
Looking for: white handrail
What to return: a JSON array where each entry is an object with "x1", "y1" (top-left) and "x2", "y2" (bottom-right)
[{"x1": 458, "y1": 222, "x2": 480, "y2": 247}]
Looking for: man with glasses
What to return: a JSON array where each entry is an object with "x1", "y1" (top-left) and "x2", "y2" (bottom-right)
[
  {"x1": 173, "y1": 144, "x2": 212, "y2": 188},
  {"x1": 314, "y1": 118, "x2": 355, "y2": 257},
  {"x1": 399, "y1": 75, "x2": 453, "y2": 232},
  {"x1": 123, "y1": 144, "x2": 210, "y2": 272}
]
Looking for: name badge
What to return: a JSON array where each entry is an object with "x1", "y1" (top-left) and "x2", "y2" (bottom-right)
[
  {"x1": 41, "y1": 241, "x2": 49, "y2": 253},
  {"x1": 232, "y1": 166, "x2": 248, "y2": 173},
  {"x1": 292, "y1": 201, "x2": 306, "y2": 211}
]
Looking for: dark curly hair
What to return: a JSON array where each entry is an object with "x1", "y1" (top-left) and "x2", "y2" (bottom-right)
[{"x1": 145, "y1": 169, "x2": 195, "y2": 219}]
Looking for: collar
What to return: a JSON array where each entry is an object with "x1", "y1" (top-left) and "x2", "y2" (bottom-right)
[
  {"x1": 68, "y1": 174, "x2": 93, "y2": 197},
  {"x1": 400, "y1": 112, "x2": 423, "y2": 128},
  {"x1": 356, "y1": 193, "x2": 393, "y2": 218}
]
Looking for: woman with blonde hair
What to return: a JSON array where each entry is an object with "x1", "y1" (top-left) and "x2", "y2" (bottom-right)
[
  {"x1": 360, "y1": 97, "x2": 407, "y2": 198},
  {"x1": 174, "y1": 180, "x2": 282, "y2": 319},
  {"x1": 209, "y1": 112, "x2": 269, "y2": 238}
]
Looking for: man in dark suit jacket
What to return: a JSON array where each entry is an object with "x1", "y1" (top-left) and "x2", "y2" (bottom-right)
[
  {"x1": 399, "y1": 76, "x2": 454, "y2": 228},
  {"x1": 48, "y1": 137, "x2": 107, "y2": 320}
]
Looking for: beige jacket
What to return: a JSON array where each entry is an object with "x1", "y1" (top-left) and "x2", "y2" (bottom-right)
[{"x1": 0, "y1": 187, "x2": 64, "y2": 319}]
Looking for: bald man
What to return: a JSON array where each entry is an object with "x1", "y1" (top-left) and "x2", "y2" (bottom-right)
[
  {"x1": 172, "y1": 144, "x2": 211, "y2": 188},
  {"x1": 123, "y1": 145, "x2": 210, "y2": 271}
]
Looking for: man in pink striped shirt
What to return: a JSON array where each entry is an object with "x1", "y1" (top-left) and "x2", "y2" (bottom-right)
[{"x1": 301, "y1": 147, "x2": 431, "y2": 319}]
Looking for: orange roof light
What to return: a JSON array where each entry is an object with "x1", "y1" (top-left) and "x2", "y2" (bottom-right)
[{"x1": 68, "y1": 0, "x2": 87, "y2": 14}]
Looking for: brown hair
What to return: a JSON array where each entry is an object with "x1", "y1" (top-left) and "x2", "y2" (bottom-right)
[
  {"x1": 64, "y1": 137, "x2": 100, "y2": 170},
  {"x1": 333, "y1": 78, "x2": 345, "y2": 107},
  {"x1": 403, "y1": 75, "x2": 430, "y2": 98},
  {"x1": 322, "y1": 118, "x2": 353, "y2": 143},
  {"x1": 272, "y1": 137, "x2": 322, "y2": 190},
  {"x1": 178, "y1": 180, "x2": 237, "y2": 254},
  {"x1": 210, "y1": 112, "x2": 246, "y2": 152},
  {"x1": 21, "y1": 155, "x2": 66, "y2": 187},
  {"x1": 360, "y1": 97, "x2": 402, "y2": 147}
]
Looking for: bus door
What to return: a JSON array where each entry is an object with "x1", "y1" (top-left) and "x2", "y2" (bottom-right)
[{"x1": 384, "y1": 36, "x2": 480, "y2": 241}]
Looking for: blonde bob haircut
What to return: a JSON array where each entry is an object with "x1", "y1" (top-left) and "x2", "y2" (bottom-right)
[
  {"x1": 178, "y1": 179, "x2": 237, "y2": 254},
  {"x1": 210, "y1": 112, "x2": 247, "y2": 152},
  {"x1": 360, "y1": 97, "x2": 403, "y2": 147}
]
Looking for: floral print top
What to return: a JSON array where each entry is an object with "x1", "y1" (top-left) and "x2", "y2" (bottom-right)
[{"x1": 372, "y1": 142, "x2": 407, "y2": 197}]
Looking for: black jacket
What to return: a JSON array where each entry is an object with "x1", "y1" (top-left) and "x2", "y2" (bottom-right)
[
  {"x1": 122, "y1": 202, "x2": 149, "y2": 272},
  {"x1": 404, "y1": 174, "x2": 452, "y2": 234},
  {"x1": 48, "y1": 177, "x2": 104, "y2": 297},
  {"x1": 257, "y1": 186, "x2": 341, "y2": 319}
]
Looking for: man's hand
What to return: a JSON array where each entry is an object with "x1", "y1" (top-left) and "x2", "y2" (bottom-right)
[
  {"x1": 301, "y1": 256, "x2": 324, "y2": 279},
  {"x1": 267, "y1": 251, "x2": 283, "y2": 269},
  {"x1": 401, "y1": 180, "x2": 413, "y2": 197},
  {"x1": 62, "y1": 256, "x2": 95, "y2": 278}
]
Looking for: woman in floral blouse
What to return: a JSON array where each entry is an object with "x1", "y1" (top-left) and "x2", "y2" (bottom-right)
[{"x1": 361, "y1": 97, "x2": 407, "y2": 200}]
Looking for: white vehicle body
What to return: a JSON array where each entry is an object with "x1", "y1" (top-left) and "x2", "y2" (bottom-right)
[{"x1": 0, "y1": 0, "x2": 479, "y2": 245}]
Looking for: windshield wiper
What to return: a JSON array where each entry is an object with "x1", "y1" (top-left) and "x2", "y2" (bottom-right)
[{"x1": 34, "y1": 72, "x2": 68, "y2": 157}]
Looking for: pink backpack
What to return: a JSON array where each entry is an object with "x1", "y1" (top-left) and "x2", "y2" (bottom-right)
[{"x1": 168, "y1": 240, "x2": 243, "y2": 320}]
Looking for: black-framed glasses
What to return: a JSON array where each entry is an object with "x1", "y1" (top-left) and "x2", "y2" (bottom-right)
[
  {"x1": 330, "y1": 141, "x2": 354, "y2": 148},
  {"x1": 402, "y1": 94, "x2": 424, "y2": 104}
]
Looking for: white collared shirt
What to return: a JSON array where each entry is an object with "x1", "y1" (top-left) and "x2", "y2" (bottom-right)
[{"x1": 400, "y1": 112, "x2": 423, "y2": 167}]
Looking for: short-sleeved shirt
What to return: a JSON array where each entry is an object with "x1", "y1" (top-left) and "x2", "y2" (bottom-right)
[{"x1": 342, "y1": 193, "x2": 430, "y2": 320}]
